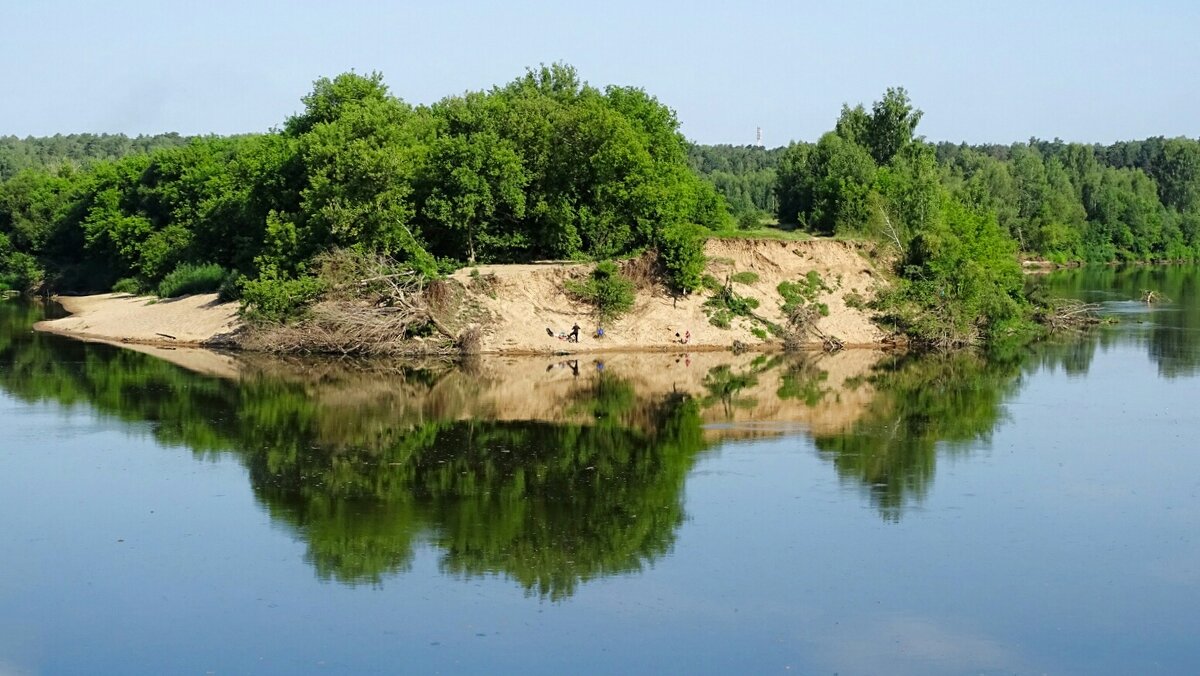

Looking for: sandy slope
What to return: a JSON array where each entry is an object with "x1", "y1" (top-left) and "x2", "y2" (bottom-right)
[
  {"x1": 454, "y1": 238, "x2": 888, "y2": 353},
  {"x1": 35, "y1": 293, "x2": 241, "y2": 347},
  {"x1": 35, "y1": 239, "x2": 891, "y2": 354}
]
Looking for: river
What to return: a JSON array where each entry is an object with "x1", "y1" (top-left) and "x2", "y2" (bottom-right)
[{"x1": 1, "y1": 266, "x2": 1198, "y2": 674}]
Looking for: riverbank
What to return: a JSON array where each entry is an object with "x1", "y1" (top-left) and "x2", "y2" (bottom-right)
[
  {"x1": 34, "y1": 293, "x2": 241, "y2": 347},
  {"x1": 35, "y1": 239, "x2": 892, "y2": 354}
]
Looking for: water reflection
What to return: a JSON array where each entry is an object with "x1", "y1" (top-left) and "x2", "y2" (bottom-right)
[
  {"x1": 2, "y1": 268, "x2": 1197, "y2": 592},
  {"x1": 812, "y1": 352, "x2": 1023, "y2": 520},
  {"x1": 1034, "y1": 265, "x2": 1200, "y2": 378}
]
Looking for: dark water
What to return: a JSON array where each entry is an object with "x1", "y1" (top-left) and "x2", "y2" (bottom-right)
[{"x1": 1, "y1": 267, "x2": 1198, "y2": 675}]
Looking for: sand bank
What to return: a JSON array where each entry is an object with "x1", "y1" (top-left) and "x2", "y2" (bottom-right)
[
  {"x1": 35, "y1": 239, "x2": 893, "y2": 354},
  {"x1": 35, "y1": 293, "x2": 241, "y2": 347}
]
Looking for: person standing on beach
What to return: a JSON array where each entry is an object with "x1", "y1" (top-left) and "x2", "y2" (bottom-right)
[{"x1": 569, "y1": 323, "x2": 581, "y2": 343}]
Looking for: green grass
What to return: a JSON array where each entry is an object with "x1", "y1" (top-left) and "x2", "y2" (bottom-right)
[{"x1": 709, "y1": 227, "x2": 811, "y2": 242}]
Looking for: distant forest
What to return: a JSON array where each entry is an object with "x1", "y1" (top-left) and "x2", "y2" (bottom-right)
[
  {"x1": 690, "y1": 132, "x2": 1200, "y2": 263},
  {"x1": 0, "y1": 133, "x2": 194, "y2": 181}
]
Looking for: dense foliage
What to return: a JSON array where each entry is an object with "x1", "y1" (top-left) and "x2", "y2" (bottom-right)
[
  {"x1": 689, "y1": 97, "x2": 1200, "y2": 265},
  {"x1": 0, "y1": 65, "x2": 726, "y2": 298},
  {"x1": 766, "y1": 88, "x2": 1032, "y2": 345}
]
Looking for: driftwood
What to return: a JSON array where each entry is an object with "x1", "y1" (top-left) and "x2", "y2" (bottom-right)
[
  {"x1": 782, "y1": 303, "x2": 843, "y2": 353},
  {"x1": 1042, "y1": 299, "x2": 1105, "y2": 333},
  {"x1": 247, "y1": 250, "x2": 472, "y2": 356},
  {"x1": 1141, "y1": 289, "x2": 1170, "y2": 304}
]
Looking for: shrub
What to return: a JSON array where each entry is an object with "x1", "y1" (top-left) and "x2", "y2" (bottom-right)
[
  {"x1": 241, "y1": 270, "x2": 326, "y2": 323},
  {"x1": 778, "y1": 271, "x2": 830, "y2": 316},
  {"x1": 873, "y1": 196, "x2": 1031, "y2": 348},
  {"x1": 0, "y1": 248, "x2": 44, "y2": 292},
  {"x1": 218, "y1": 273, "x2": 245, "y2": 302},
  {"x1": 157, "y1": 263, "x2": 229, "y2": 298},
  {"x1": 704, "y1": 280, "x2": 761, "y2": 330},
  {"x1": 111, "y1": 277, "x2": 145, "y2": 295},
  {"x1": 709, "y1": 308, "x2": 732, "y2": 328},
  {"x1": 730, "y1": 271, "x2": 760, "y2": 285},
  {"x1": 655, "y1": 222, "x2": 707, "y2": 293},
  {"x1": 736, "y1": 211, "x2": 762, "y2": 230},
  {"x1": 564, "y1": 260, "x2": 636, "y2": 324}
]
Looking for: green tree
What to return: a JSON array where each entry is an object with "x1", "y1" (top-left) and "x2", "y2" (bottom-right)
[{"x1": 421, "y1": 131, "x2": 528, "y2": 263}]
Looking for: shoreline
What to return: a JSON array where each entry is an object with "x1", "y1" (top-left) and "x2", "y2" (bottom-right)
[
  {"x1": 34, "y1": 293, "x2": 242, "y2": 349},
  {"x1": 35, "y1": 240, "x2": 895, "y2": 355},
  {"x1": 35, "y1": 293, "x2": 891, "y2": 356}
]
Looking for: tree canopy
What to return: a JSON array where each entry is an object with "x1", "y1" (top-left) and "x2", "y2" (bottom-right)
[{"x1": 0, "y1": 65, "x2": 726, "y2": 296}]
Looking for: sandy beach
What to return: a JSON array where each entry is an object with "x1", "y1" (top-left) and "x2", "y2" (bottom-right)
[{"x1": 33, "y1": 240, "x2": 892, "y2": 354}]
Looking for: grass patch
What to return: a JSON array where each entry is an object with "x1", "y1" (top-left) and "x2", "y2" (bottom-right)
[
  {"x1": 730, "y1": 271, "x2": 760, "y2": 285},
  {"x1": 844, "y1": 291, "x2": 866, "y2": 310},
  {"x1": 709, "y1": 227, "x2": 811, "y2": 242}
]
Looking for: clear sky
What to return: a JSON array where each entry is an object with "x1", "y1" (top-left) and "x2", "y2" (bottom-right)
[{"x1": 2, "y1": 0, "x2": 1197, "y2": 146}]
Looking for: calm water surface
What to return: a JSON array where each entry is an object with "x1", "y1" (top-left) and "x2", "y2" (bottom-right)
[{"x1": 1, "y1": 266, "x2": 1199, "y2": 675}]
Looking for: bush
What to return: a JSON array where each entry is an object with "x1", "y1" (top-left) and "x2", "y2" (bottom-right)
[
  {"x1": 736, "y1": 211, "x2": 762, "y2": 230},
  {"x1": 241, "y1": 270, "x2": 326, "y2": 323},
  {"x1": 655, "y1": 222, "x2": 707, "y2": 293},
  {"x1": 111, "y1": 277, "x2": 145, "y2": 295},
  {"x1": 730, "y1": 271, "x2": 760, "y2": 285},
  {"x1": 565, "y1": 260, "x2": 636, "y2": 324},
  {"x1": 218, "y1": 272, "x2": 245, "y2": 302},
  {"x1": 778, "y1": 271, "x2": 830, "y2": 316},
  {"x1": 157, "y1": 263, "x2": 229, "y2": 298},
  {"x1": 0, "y1": 248, "x2": 44, "y2": 293},
  {"x1": 704, "y1": 280, "x2": 761, "y2": 330}
]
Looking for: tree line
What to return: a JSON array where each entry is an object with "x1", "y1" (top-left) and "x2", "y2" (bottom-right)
[
  {"x1": 0, "y1": 65, "x2": 723, "y2": 300},
  {"x1": 688, "y1": 115, "x2": 1200, "y2": 264},
  {"x1": 0, "y1": 132, "x2": 194, "y2": 181}
]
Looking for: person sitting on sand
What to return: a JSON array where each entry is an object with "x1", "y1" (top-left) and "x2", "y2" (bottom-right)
[
  {"x1": 546, "y1": 327, "x2": 555, "y2": 338},
  {"x1": 569, "y1": 323, "x2": 581, "y2": 343}
]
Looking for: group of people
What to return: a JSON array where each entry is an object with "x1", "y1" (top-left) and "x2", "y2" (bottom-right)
[
  {"x1": 547, "y1": 323, "x2": 605, "y2": 343},
  {"x1": 546, "y1": 324, "x2": 689, "y2": 344}
]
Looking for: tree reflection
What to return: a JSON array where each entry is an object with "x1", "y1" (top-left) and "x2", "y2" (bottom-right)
[
  {"x1": 0, "y1": 303, "x2": 708, "y2": 597},
  {"x1": 5, "y1": 272, "x2": 1195, "y2": 586},
  {"x1": 810, "y1": 352, "x2": 1023, "y2": 520}
]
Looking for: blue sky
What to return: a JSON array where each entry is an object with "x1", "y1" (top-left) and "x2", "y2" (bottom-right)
[{"x1": 2, "y1": 0, "x2": 1197, "y2": 145}]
